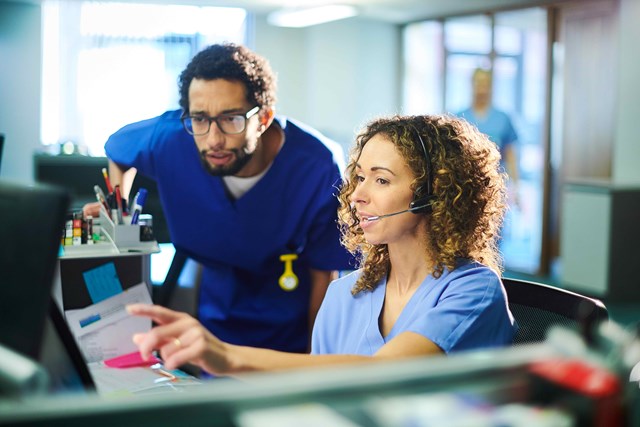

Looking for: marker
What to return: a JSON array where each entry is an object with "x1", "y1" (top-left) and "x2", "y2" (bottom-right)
[
  {"x1": 130, "y1": 188, "x2": 147, "y2": 225},
  {"x1": 101, "y1": 168, "x2": 113, "y2": 194},
  {"x1": 114, "y1": 185, "x2": 124, "y2": 225},
  {"x1": 94, "y1": 185, "x2": 110, "y2": 214}
]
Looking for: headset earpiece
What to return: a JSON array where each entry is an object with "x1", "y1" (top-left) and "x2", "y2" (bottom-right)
[{"x1": 410, "y1": 127, "x2": 434, "y2": 214}]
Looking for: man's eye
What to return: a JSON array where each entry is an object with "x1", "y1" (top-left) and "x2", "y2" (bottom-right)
[
  {"x1": 220, "y1": 115, "x2": 240, "y2": 123},
  {"x1": 192, "y1": 116, "x2": 208, "y2": 124}
]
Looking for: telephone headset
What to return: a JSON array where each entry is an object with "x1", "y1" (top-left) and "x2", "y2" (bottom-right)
[{"x1": 407, "y1": 126, "x2": 435, "y2": 214}]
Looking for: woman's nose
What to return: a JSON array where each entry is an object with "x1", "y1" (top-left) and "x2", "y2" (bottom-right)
[{"x1": 351, "y1": 183, "x2": 368, "y2": 205}]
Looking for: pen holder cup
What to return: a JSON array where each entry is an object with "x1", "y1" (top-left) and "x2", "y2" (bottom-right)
[{"x1": 99, "y1": 209, "x2": 141, "y2": 247}]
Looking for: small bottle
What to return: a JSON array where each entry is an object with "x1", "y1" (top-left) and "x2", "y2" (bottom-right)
[
  {"x1": 64, "y1": 215, "x2": 73, "y2": 246},
  {"x1": 85, "y1": 215, "x2": 94, "y2": 245}
]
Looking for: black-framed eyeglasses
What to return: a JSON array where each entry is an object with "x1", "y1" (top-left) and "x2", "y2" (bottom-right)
[{"x1": 181, "y1": 106, "x2": 260, "y2": 136}]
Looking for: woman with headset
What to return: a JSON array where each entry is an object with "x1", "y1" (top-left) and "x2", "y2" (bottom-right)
[{"x1": 128, "y1": 114, "x2": 517, "y2": 375}]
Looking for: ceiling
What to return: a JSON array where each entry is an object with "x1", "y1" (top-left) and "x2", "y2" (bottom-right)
[
  {"x1": 14, "y1": 0, "x2": 565, "y2": 24},
  {"x1": 234, "y1": 0, "x2": 560, "y2": 23}
]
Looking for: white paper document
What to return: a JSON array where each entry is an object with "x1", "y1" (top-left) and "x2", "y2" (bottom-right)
[{"x1": 64, "y1": 283, "x2": 152, "y2": 363}]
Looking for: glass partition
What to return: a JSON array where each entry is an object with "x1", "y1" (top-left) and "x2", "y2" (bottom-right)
[{"x1": 403, "y1": 8, "x2": 548, "y2": 275}]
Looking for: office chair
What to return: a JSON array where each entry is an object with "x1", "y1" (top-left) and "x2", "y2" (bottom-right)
[{"x1": 503, "y1": 277, "x2": 608, "y2": 346}]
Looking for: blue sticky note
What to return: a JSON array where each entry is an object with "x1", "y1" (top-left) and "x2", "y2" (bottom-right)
[{"x1": 82, "y1": 262, "x2": 123, "y2": 304}]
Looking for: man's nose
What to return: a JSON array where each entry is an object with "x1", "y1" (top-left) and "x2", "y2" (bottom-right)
[{"x1": 203, "y1": 121, "x2": 225, "y2": 149}]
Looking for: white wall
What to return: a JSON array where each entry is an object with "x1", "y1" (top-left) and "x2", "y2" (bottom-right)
[
  {"x1": 613, "y1": 0, "x2": 640, "y2": 184},
  {"x1": 254, "y1": 15, "x2": 400, "y2": 155},
  {"x1": 0, "y1": 1, "x2": 42, "y2": 184}
]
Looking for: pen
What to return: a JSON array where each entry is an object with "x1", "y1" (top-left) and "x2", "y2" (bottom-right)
[
  {"x1": 114, "y1": 185, "x2": 124, "y2": 225},
  {"x1": 93, "y1": 185, "x2": 110, "y2": 214},
  {"x1": 150, "y1": 363, "x2": 176, "y2": 382},
  {"x1": 130, "y1": 188, "x2": 147, "y2": 225},
  {"x1": 101, "y1": 168, "x2": 113, "y2": 194}
]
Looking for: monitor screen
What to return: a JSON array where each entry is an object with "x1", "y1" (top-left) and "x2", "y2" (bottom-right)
[{"x1": 33, "y1": 154, "x2": 108, "y2": 211}]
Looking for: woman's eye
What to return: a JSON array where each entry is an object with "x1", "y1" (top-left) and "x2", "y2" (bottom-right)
[
  {"x1": 376, "y1": 178, "x2": 389, "y2": 185},
  {"x1": 355, "y1": 175, "x2": 365, "y2": 183}
]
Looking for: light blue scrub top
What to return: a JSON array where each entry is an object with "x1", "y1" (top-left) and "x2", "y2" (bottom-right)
[{"x1": 311, "y1": 261, "x2": 517, "y2": 355}]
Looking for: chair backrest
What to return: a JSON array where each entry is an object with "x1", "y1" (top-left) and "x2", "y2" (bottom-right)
[{"x1": 503, "y1": 277, "x2": 608, "y2": 345}]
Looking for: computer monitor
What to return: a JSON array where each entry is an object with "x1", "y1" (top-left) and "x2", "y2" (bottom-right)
[
  {"x1": 0, "y1": 181, "x2": 98, "y2": 394},
  {"x1": 0, "y1": 181, "x2": 70, "y2": 360},
  {"x1": 33, "y1": 153, "x2": 108, "y2": 211}
]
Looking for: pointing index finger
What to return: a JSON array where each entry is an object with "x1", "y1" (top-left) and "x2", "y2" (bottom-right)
[{"x1": 126, "y1": 304, "x2": 184, "y2": 325}]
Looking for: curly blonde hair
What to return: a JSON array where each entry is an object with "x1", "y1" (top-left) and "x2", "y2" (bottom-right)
[{"x1": 337, "y1": 114, "x2": 507, "y2": 295}]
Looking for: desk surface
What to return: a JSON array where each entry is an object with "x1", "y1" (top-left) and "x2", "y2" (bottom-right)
[
  {"x1": 2, "y1": 326, "x2": 637, "y2": 426},
  {"x1": 0, "y1": 343, "x2": 561, "y2": 427},
  {"x1": 89, "y1": 361, "x2": 202, "y2": 397}
]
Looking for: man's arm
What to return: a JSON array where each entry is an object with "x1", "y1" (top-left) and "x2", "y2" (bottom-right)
[
  {"x1": 504, "y1": 144, "x2": 520, "y2": 207},
  {"x1": 504, "y1": 144, "x2": 519, "y2": 184},
  {"x1": 108, "y1": 160, "x2": 138, "y2": 200}
]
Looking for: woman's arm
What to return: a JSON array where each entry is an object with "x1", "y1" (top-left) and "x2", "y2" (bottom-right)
[{"x1": 127, "y1": 304, "x2": 443, "y2": 377}]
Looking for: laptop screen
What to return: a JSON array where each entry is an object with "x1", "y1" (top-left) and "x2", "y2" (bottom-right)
[{"x1": 40, "y1": 302, "x2": 96, "y2": 392}]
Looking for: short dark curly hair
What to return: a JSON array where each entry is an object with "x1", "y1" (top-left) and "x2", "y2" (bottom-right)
[
  {"x1": 337, "y1": 114, "x2": 507, "y2": 295},
  {"x1": 178, "y1": 43, "x2": 277, "y2": 113}
]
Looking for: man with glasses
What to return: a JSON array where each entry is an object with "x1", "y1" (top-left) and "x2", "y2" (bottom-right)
[{"x1": 85, "y1": 43, "x2": 354, "y2": 356}]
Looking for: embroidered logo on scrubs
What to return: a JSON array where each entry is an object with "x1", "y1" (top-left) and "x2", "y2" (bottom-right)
[{"x1": 278, "y1": 254, "x2": 299, "y2": 291}]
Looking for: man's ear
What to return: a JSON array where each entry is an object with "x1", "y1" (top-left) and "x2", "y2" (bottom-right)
[{"x1": 259, "y1": 107, "x2": 275, "y2": 130}]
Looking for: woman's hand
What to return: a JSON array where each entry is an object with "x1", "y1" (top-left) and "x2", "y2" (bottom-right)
[{"x1": 127, "y1": 304, "x2": 233, "y2": 375}]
